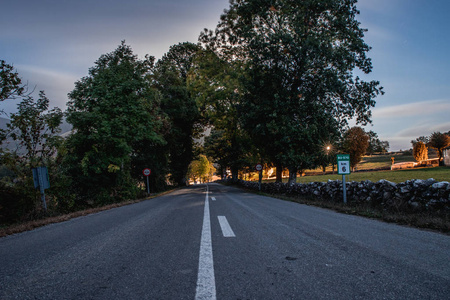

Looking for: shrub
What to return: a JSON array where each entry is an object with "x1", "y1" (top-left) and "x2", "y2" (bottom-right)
[{"x1": 413, "y1": 141, "x2": 428, "y2": 163}]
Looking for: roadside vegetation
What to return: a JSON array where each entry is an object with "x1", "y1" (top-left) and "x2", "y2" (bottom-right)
[
  {"x1": 1, "y1": 1, "x2": 449, "y2": 233},
  {"x1": 270, "y1": 192, "x2": 450, "y2": 234}
]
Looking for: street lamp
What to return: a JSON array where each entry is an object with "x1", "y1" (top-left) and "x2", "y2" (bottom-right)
[{"x1": 325, "y1": 145, "x2": 334, "y2": 174}]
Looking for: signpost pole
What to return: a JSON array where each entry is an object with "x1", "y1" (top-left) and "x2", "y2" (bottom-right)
[
  {"x1": 259, "y1": 170, "x2": 262, "y2": 191},
  {"x1": 41, "y1": 191, "x2": 47, "y2": 211},
  {"x1": 255, "y1": 164, "x2": 263, "y2": 191},
  {"x1": 143, "y1": 168, "x2": 151, "y2": 195},
  {"x1": 38, "y1": 167, "x2": 48, "y2": 211},
  {"x1": 32, "y1": 166, "x2": 50, "y2": 212},
  {"x1": 337, "y1": 154, "x2": 350, "y2": 204},
  {"x1": 342, "y1": 175, "x2": 347, "y2": 204}
]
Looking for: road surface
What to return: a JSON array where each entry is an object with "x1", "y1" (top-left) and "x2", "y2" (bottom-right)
[{"x1": 1, "y1": 183, "x2": 449, "y2": 299}]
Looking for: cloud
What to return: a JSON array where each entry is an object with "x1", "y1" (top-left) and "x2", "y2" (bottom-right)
[
  {"x1": 12, "y1": 65, "x2": 79, "y2": 112},
  {"x1": 373, "y1": 99, "x2": 450, "y2": 119},
  {"x1": 396, "y1": 122, "x2": 450, "y2": 137},
  {"x1": 356, "y1": 0, "x2": 407, "y2": 15}
]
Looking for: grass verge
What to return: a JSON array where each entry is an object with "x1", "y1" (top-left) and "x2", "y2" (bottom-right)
[
  {"x1": 235, "y1": 186, "x2": 450, "y2": 235},
  {"x1": 0, "y1": 189, "x2": 177, "y2": 238}
]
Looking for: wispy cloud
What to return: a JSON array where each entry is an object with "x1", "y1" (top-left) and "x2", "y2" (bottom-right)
[
  {"x1": 14, "y1": 65, "x2": 79, "y2": 111},
  {"x1": 373, "y1": 99, "x2": 450, "y2": 119},
  {"x1": 396, "y1": 122, "x2": 450, "y2": 137}
]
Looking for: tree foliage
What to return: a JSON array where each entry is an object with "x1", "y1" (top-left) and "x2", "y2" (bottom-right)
[
  {"x1": 0, "y1": 90, "x2": 68, "y2": 223},
  {"x1": 0, "y1": 60, "x2": 27, "y2": 107},
  {"x1": 188, "y1": 49, "x2": 254, "y2": 180},
  {"x1": 366, "y1": 130, "x2": 389, "y2": 155},
  {"x1": 187, "y1": 154, "x2": 215, "y2": 183},
  {"x1": 413, "y1": 141, "x2": 428, "y2": 163},
  {"x1": 428, "y1": 132, "x2": 450, "y2": 166},
  {"x1": 154, "y1": 42, "x2": 202, "y2": 186},
  {"x1": 6, "y1": 91, "x2": 63, "y2": 165},
  {"x1": 200, "y1": 0, "x2": 382, "y2": 183},
  {"x1": 1, "y1": 1, "x2": 389, "y2": 223},
  {"x1": 411, "y1": 136, "x2": 429, "y2": 148},
  {"x1": 341, "y1": 126, "x2": 369, "y2": 170},
  {"x1": 65, "y1": 41, "x2": 167, "y2": 203}
]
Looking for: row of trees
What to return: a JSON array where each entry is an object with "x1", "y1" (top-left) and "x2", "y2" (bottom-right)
[
  {"x1": 2, "y1": 0, "x2": 385, "y2": 223},
  {"x1": 187, "y1": 155, "x2": 216, "y2": 183},
  {"x1": 1, "y1": 42, "x2": 208, "y2": 222},
  {"x1": 197, "y1": 0, "x2": 383, "y2": 183},
  {"x1": 412, "y1": 132, "x2": 450, "y2": 165}
]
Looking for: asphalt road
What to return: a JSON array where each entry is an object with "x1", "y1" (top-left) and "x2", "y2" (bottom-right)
[{"x1": 1, "y1": 183, "x2": 449, "y2": 299}]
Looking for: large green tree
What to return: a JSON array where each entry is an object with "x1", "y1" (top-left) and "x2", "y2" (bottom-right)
[
  {"x1": 0, "y1": 60, "x2": 27, "y2": 108},
  {"x1": 366, "y1": 130, "x2": 389, "y2": 155},
  {"x1": 65, "y1": 42, "x2": 167, "y2": 203},
  {"x1": 153, "y1": 42, "x2": 202, "y2": 186},
  {"x1": 188, "y1": 49, "x2": 255, "y2": 180},
  {"x1": 200, "y1": 0, "x2": 383, "y2": 183},
  {"x1": 428, "y1": 131, "x2": 450, "y2": 166},
  {"x1": 341, "y1": 126, "x2": 369, "y2": 171},
  {"x1": 0, "y1": 91, "x2": 66, "y2": 223},
  {"x1": 6, "y1": 91, "x2": 63, "y2": 165}
]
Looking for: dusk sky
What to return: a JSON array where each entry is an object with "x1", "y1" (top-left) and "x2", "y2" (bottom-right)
[{"x1": 1, "y1": 0, "x2": 449, "y2": 151}]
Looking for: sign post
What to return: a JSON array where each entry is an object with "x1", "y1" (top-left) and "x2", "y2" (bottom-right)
[
  {"x1": 143, "y1": 168, "x2": 151, "y2": 195},
  {"x1": 337, "y1": 154, "x2": 351, "y2": 204},
  {"x1": 255, "y1": 163, "x2": 263, "y2": 191},
  {"x1": 32, "y1": 166, "x2": 50, "y2": 211}
]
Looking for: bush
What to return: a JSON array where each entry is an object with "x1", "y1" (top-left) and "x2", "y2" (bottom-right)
[{"x1": 413, "y1": 141, "x2": 428, "y2": 163}]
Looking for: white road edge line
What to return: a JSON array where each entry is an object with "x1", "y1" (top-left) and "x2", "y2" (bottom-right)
[
  {"x1": 218, "y1": 216, "x2": 236, "y2": 237},
  {"x1": 195, "y1": 184, "x2": 217, "y2": 300}
]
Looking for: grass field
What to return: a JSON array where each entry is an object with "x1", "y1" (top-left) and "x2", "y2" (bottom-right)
[
  {"x1": 257, "y1": 152, "x2": 449, "y2": 183},
  {"x1": 292, "y1": 166, "x2": 450, "y2": 184},
  {"x1": 307, "y1": 151, "x2": 438, "y2": 173}
]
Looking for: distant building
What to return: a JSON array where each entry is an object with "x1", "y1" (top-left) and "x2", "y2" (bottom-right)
[{"x1": 444, "y1": 147, "x2": 450, "y2": 166}]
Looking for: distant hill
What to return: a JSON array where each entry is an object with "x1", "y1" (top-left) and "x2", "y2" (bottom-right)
[
  {"x1": 0, "y1": 116, "x2": 73, "y2": 153},
  {"x1": 0, "y1": 116, "x2": 72, "y2": 134}
]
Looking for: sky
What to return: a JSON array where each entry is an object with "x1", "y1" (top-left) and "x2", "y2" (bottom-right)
[{"x1": 1, "y1": 0, "x2": 449, "y2": 151}]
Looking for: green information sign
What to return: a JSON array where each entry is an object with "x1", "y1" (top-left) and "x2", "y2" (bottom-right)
[
  {"x1": 337, "y1": 154, "x2": 351, "y2": 175},
  {"x1": 337, "y1": 154, "x2": 350, "y2": 204}
]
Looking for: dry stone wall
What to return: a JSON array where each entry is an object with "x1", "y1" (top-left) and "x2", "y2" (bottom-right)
[{"x1": 231, "y1": 178, "x2": 450, "y2": 213}]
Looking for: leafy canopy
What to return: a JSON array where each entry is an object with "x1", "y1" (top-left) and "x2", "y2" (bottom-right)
[
  {"x1": 200, "y1": 0, "x2": 383, "y2": 180},
  {"x1": 7, "y1": 91, "x2": 63, "y2": 165},
  {"x1": 65, "y1": 41, "x2": 166, "y2": 201},
  {"x1": 154, "y1": 42, "x2": 202, "y2": 186},
  {"x1": 341, "y1": 126, "x2": 369, "y2": 170}
]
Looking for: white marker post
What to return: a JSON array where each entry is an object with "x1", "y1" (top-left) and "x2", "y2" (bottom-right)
[
  {"x1": 255, "y1": 163, "x2": 263, "y2": 191},
  {"x1": 337, "y1": 154, "x2": 351, "y2": 204},
  {"x1": 143, "y1": 168, "x2": 151, "y2": 195}
]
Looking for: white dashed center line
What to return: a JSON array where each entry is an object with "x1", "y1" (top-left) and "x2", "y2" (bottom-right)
[
  {"x1": 211, "y1": 197, "x2": 216, "y2": 201},
  {"x1": 218, "y1": 216, "x2": 236, "y2": 237},
  {"x1": 195, "y1": 185, "x2": 216, "y2": 300}
]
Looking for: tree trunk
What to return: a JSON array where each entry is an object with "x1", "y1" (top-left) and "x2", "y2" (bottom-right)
[
  {"x1": 288, "y1": 167, "x2": 297, "y2": 185},
  {"x1": 438, "y1": 150, "x2": 444, "y2": 166},
  {"x1": 275, "y1": 162, "x2": 283, "y2": 183},
  {"x1": 231, "y1": 166, "x2": 239, "y2": 183}
]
